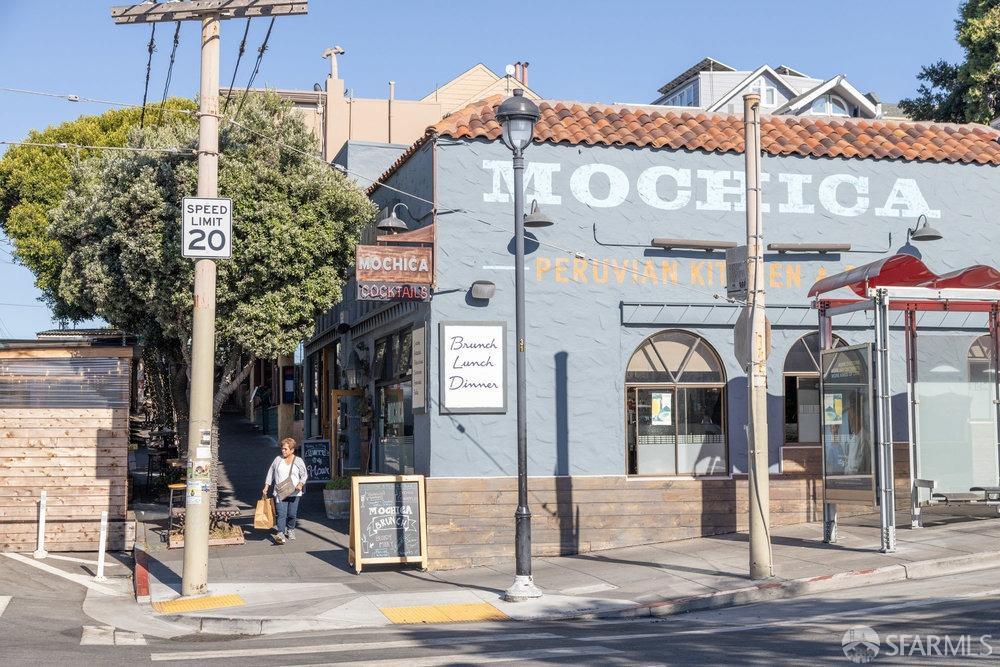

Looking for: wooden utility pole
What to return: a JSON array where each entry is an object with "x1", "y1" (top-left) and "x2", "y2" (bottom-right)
[
  {"x1": 743, "y1": 92, "x2": 773, "y2": 580},
  {"x1": 111, "y1": 0, "x2": 308, "y2": 598}
]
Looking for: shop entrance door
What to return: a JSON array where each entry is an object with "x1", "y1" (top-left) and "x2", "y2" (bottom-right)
[{"x1": 331, "y1": 389, "x2": 363, "y2": 476}]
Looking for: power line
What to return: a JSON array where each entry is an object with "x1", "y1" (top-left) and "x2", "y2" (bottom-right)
[
  {"x1": 234, "y1": 17, "x2": 275, "y2": 121},
  {"x1": 0, "y1": 140, "x2": 194, "y2": 155},
  {"x1": 0, "y1": 301, "x2": 47, "y2": 308},
  {"x1": 223, "y1": 18, "x2": 252, "y2": 113},
  {"x1": 0, "y1": 87, "x2": 197, "y2": 119},
  {"x1": 139, "y1": 20, "x2": 158, "y2": 129},
  {"x1": 156, "y1": 21, "x2": 182, "y2": 124}
]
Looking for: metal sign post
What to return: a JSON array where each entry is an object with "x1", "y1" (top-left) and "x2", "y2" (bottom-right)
[
  {"x1": 111, "y1": 0, "x2": 309, "y2": 598},
  {"x1": 872, "y1": 288, "x2": 897, "y2": 553}
]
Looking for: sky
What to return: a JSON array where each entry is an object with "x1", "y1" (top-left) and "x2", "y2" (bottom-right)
[{"x1": 0, "y1": 0, "x2": 966, "y2": 338}]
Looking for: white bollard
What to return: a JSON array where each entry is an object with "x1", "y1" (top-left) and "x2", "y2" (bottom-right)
[
  {"x1": 95, "y1": 510, "x2": 108, "y2": 581},
  {"x1": 33, "y1": 490, "x2": 48, "y2": 559}
]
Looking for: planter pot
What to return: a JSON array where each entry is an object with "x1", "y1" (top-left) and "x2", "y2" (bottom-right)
[{"x1": 324, "y1": 488, "x2": 350, "y2": 520}]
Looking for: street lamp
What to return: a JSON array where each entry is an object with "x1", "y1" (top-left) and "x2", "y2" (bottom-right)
[{"x1": 496, "y1": 89, "x2": 544, "y2": 602}]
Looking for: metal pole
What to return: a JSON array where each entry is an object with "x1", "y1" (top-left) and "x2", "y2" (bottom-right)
[
  {"x1": 33, "y1": 490, "x2": 48, "y2": 559},
  {"x1": 743, "y1": 93, "x2": 772, "y2": 579},
  {"x1": 819, "y1": 307, "x2": 838, "y2": 543},
  {"x1": 992, "y1": 307, "x2": 1000, "y2": 493},
  {"x1": 873, "y1": 290, "x2": 896, "y2": 553},
  {"x1": 904, "y1": 310, "x2": 921, "y2": 528},
  {"x1": 182, "y1": 13, "x2": 220, "y2": 597},
  {"x1": 504, "y1": 146, "x2": 542, "y2": 602},
  {"x1": 96, "y1": 510, "x2": 109, "y2": 581}
]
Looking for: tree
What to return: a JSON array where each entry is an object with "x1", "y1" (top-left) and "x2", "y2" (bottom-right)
[
  {"x1": 0, "y1": 100, "x2": 197, "y2": 320},
  {"x1": 50, "y1": 92, "x2": 375, "y2": 500},
  {"x1": 899, "y1": 0, "x2": 1000, "y2": 124}
]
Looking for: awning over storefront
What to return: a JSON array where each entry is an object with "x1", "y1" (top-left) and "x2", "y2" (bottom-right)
[{"x1": 809, "y1": 254, "x2": 1000, "y2": 312}]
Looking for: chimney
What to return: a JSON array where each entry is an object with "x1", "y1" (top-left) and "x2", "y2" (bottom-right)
[
  {"x1": 514, "y1": 61, "x2": 522, "y2": 83},
  {"x1": 522, "y1": 61, "x2": 529, "y2": 87}
]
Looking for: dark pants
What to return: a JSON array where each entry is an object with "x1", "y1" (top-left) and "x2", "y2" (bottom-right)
[{"x1": 275, "y1": 495, "x2": 300, "y2": 534}]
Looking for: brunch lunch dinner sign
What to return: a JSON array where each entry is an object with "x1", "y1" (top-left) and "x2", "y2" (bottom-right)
[{"x1": 439, "y1": 322, "x2": 507, "y2": 414}]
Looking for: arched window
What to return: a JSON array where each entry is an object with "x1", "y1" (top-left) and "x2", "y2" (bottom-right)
[
  {"x1": 625, "y1": 331, "x2": 727, "y2": 476},
  {"x1": 968, "y1": 335, "x2": 996, "y2": 383},
  {"x1": 784, "y1": 333, "x2": 845, "y2": 445},
  {"x1": 809, "y1": 94, "x2": 851, "y2": 116}
]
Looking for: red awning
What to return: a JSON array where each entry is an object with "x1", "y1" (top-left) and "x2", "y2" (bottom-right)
[{"x1": 808, "y1": 254, "x2": 1000, "y2": 299}]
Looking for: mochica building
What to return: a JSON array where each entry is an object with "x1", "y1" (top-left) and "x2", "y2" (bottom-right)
[{"x1": 304, "y1": 96, "x2": 1000, "y2": 569}]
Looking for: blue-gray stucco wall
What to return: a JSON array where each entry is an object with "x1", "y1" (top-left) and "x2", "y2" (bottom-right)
[{"x1": 391, "y1": 137, "x2": 1000, "y2": 478}]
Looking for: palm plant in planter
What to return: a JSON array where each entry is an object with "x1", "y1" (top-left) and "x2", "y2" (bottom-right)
[{"x1": 323, "y1": 476, "x2": 351, "y2": 520}]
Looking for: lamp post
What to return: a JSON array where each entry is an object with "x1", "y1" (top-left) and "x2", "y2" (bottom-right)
[{"x1": 497, "y1": 89, "x2": 544, "y2": 601}]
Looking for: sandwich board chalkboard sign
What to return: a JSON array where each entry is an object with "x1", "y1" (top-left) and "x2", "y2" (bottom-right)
[
  {"x1": 301, "y1": 438, "x2": 332, "y2": 483},
  {"x1": 348, "y1": 474, "x2": 427, "y2": 573}
]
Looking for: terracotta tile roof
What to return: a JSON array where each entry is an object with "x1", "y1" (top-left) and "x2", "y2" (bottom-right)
[{"x1": 368, "y1": 96, "x2": 1000, "y2": 194}]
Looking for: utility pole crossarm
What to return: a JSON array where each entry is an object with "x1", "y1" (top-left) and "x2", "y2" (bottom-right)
[{"x1": 111, "y1": 0, "x2": 307, "y2": 24}]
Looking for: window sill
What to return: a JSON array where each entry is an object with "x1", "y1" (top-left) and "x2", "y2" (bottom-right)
[{"x1": 626, "y1": 474, "x2": 733, "y2": 481}]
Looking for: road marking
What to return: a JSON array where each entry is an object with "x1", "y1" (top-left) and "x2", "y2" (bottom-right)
[
  {"x1": 80, "y1": 626, "x2": 147, "y2": 646},
  {"x1": 2, "y1": 553, "x2": 118, "y2": 595},
  {"x1": 577, "y1": 585, "x2": 1000, "y2": 642},
  {"x1": 80, "y1": 625, "x2": 115, "y2": 645},
  {"x1": 48, "y1": 554, "x2": 122, "y2": 567},
  {"x1": 0, "y1": 596, "x2": 10, "y2": 618},
  {"x1": 151, "y1": 632, "x2": 561, "y2": 661},
  {"x1": 285, "y1": 646, "x2": 624, "y2": 667}
]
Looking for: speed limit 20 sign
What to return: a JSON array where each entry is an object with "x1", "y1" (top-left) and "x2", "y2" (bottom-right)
[{"x1": 182, "y1": 197, "x2": 232, "y2": 259}]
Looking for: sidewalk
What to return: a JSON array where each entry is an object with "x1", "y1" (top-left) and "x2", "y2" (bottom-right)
[{"x1": 101, "y1": 416, "x2": 1000, "y2": 638}]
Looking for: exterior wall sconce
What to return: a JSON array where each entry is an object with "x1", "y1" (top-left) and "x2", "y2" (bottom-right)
[
  {"x1": 907, "y1": 214, "x2": 943, "y2": 242},
  {"x1": 470, "y1": 280, "x2": 496, "y2": 300},
  {"x1": 523, "y1": 200, "x2": 554, "y2": 228},
  {"x1": 767, "y1": 243, "x2": 852, "y2": 254},
  {"x1": 651, "y1": 238, "x2": 738, "y2": 251},
  {"x1": 344, "y1": 368, "x2": 359, "y2": 388},
  {"x1": 376, "y1": 203, "x2": 410, "y2": 233}
]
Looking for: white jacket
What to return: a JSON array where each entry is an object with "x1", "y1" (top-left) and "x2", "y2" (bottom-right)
[{"x1": 265, "y1": 455, "x2": 308, "y2": 497}]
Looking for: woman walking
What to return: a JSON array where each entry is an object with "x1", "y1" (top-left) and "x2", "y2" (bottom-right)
[{"x1": 263, "y1": 437, "x2": 308, "y2": 544}]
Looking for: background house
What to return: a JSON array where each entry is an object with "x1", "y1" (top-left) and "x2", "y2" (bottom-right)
[{"x1": 649, "y1": 56, "x2": 903, "y2": 120}]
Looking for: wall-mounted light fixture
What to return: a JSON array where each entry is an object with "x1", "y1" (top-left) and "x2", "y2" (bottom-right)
[
  {"x1": 523, "y1": 200, "x2": 554, "y2": 228},
  {"x1": 650, "y1": 238, "x2": 738, "y2": 252},
  {"x1": 907, "y1": 214, "x2": 943, "y2": 242},
  {"x1": 767, "y1": 243, "x2": 852, "y2": 254},
  {"x1": 376, "y1": 203, "x2": 410, "y2": 233},
  {"x1": 470, "y1": 280, "x2": 496, "y2": 300}
]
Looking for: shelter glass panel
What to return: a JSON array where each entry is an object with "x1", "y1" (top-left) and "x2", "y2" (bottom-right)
[{"x1": 915, "y1": 332, "x2": 999, "y2": 493}]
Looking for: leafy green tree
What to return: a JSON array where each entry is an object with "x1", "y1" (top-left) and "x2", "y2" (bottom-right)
[
  {"x1": 899, "y1": 0, "x2": 1000, "y2": 123},
  {"x1": 0, "y1": 100, "x2": 196, "y2": 320},
  {"x1": 50, "y1": 92, "x2": 375, "y2": 499}
]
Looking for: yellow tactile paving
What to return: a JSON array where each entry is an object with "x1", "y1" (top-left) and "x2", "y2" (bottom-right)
[
  {"x1": 151, "y1": 593, "x2": 245, "y2": 614},
  {"x1": 379, "y1": 602, "x2": 509, "y2": 624}
]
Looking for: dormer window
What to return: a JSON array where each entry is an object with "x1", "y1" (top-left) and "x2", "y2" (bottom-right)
[
  {"x1": 810, "y1": 94, "x2": 851, "y2": 116},
  {"x1": 750, "y1": 77, "x2": 777, "y2": 107}
]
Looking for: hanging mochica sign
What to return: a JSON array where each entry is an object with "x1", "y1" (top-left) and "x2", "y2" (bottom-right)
[{"x1": 356, "y1": 246, "x2": 433, "y2": 302}]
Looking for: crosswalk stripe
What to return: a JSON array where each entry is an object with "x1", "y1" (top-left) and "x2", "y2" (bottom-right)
[
  {"x1": 283, "y1": 646, "x2": 624, "y2": 667},
  {"x1": 0, "y1": 596, "x2": 10, "y2": 618},
  {"x1": 151, "y1": 632, "x2": 561, "y2": 661},
  {"x1": 80, "y1": 625, "x2": 147, "y2": 646},
  {"x1": 80, "y1": 625, "x2": 116, "y2": 645}
]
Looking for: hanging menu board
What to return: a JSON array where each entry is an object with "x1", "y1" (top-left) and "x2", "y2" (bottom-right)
[
  {"x1": 301, "y1": 438, "x2": 332, "y2": 483},
  {"x1": 348, "y1": 475, "x2": 427, "y2": 573}
]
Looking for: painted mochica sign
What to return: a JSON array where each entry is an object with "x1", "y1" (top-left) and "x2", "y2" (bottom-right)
[
  {"x1": 356, "y1": 246, "x2": 432, "y2": 302},
  {"x1": 480, "y1": 161, "x2": 941, "y2": 220}
]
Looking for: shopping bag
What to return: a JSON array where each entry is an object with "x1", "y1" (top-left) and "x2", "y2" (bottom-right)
[{"x1": 254, "y1": 497, "x2": 276, "y2": 529}]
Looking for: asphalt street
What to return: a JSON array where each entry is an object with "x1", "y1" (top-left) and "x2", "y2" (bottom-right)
[{"x1": 2, "y1": 565, "x2": 999, "y2": 665}]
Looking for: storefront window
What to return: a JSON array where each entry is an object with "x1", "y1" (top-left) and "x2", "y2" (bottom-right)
[
  {"x1": 375, "y1": 328, "x2": 415, "y2": 474},
  {"x1": 625, "y1": 330, "x2": 727, "y2": 476},
  {"x1": 784, "y1": 333, "x2": 845, "y2": 444}
]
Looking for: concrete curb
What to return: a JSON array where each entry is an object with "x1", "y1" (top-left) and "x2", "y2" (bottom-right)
[{"x1": 140, "y1": 549, "x2": 1000, "y2": 635}]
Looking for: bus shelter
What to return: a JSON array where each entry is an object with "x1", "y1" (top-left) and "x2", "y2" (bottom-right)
[{"x1": 809, "y1": 254, "x2": 1000, "y2": 553}]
